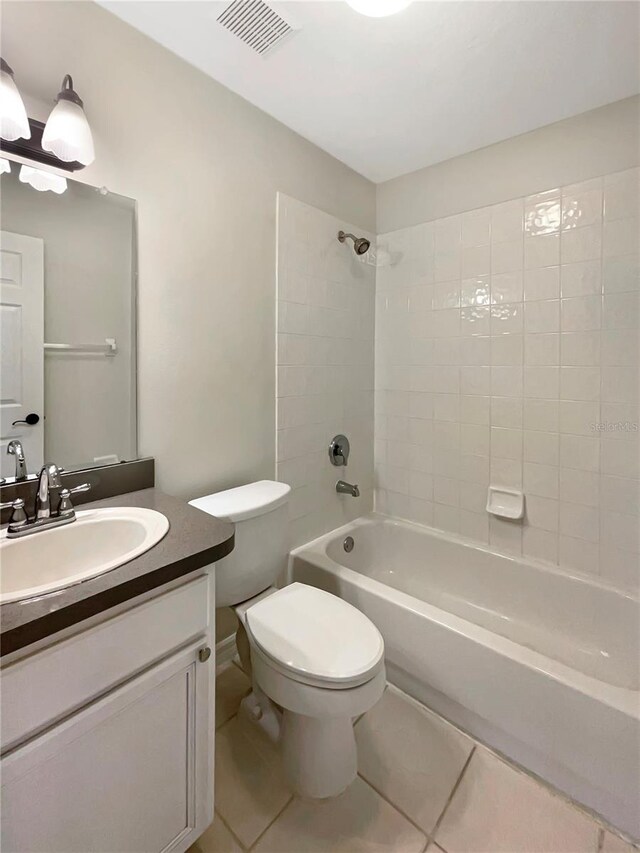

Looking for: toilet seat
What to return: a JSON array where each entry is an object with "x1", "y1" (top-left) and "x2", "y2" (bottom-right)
[{"x1": 245, "y1": 583, "x2": 384, "y2": 689}]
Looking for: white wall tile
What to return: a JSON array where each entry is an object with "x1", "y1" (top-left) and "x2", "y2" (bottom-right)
[
  {"x1": 375, "y1": 168, "x2": 638, "y2": 587},
  {"x1": 461, "y1": 207, "x2": 491, "y2": 247},
  {"x1": 524, "y1": 233, "x2": 560, "y2": 269},
  {"x1": 561, "y1": 224, "x2": 602, "y2": 264},
  {"x1": 603, "y1": 254, "x2": 640, "y2": 294},
  {"x1": 525, "y1": 192, "x2": 561, "y2": 237},
  {"x1": 603, "y1": 217, "x2": 639, "y2": 257},
  {"x1": 560, "y1": 261, "x2": 601, "y2": 297},
  {"x1": 560, "y1": 331, "x2": 600, "y2": 366},
  {"x1": 523, "y1": 527, "x2": 558, "y2": 563},
  {"x1": 525, "y1": 300, "x2": 560, "y2": 334},
  {"x1": 604, "y1": 168, "x2": 640, "y2": 221},
  {"x1": 277, "y1": 195, "x2": 374, "y2": 546},
  {"x1": 524, "y1": 266, "x2": 560, "y2": 301},
  {"x1": 559, "y1": 468, "x2": 600, "y2": 507},
  {"x1": 491, "y1": 396, "x2": 523, "y2": 429},
  {"x1": 559, "y1": 534, "x2": 599, "y2": 574},
  {"x1": 559, "y1": 502, "x2": 599, "y2": 543},
  {"x1": 524, "y1": 462, "x2": 559, "y2": 499},
  {"x1": 492, "y1": 240, "x2": 523, "y2": 275},
  {"x1": 561, "y1": 295, "x2": 601, "y2": 332},
  {"x1": 492, "y1": 199, "x2": 524, "y2": 242}
]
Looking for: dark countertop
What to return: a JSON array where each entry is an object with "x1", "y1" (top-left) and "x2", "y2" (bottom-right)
[{"x1": 0, "y1": 488, "x2": 235, "y2": 657}]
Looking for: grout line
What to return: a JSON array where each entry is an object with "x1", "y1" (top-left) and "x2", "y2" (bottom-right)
[
  {"x1": 355, "y1": 772, "x2": 429, "y2": 842},
  {"x1": 214, "y1": 808, "x2": 250, "y2": 852},
  {"x1": 389, "y1": 683, "x2": 640, "y2": 848},
  {"x1": 247, "y1": 794, "x2": 294, "y2": 851},
  {"x1": 428, "y1": 746, "x2": 476, "y2": 845}
]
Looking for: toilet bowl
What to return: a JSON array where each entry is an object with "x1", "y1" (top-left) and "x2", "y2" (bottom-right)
[{"x1": 189, "y1": 481, "x2": 385, "y2": 798}]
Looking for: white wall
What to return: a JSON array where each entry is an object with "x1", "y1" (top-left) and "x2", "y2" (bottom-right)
[
  {"x1": 276, "y1": 194, "x2": 375, "y2": 547},
  {"x1": 375, "y1": 166, "x2": 639, "y2": 590},
  {"x1": 377, "y1": 97, "x2": 640, "y2": 233},
  {"x1": 1, "y1": 172, "x2": 135, "y2": 469},
  {"x1": 1, "y1": 0, "x2": 375, "y2": 499}
]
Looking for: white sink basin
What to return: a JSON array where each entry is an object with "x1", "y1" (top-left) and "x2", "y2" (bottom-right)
[{"x1": 0, "y1": 507, "x2": 170, "y2": 604}]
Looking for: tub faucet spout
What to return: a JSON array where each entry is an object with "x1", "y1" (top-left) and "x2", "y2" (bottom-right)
[{"x1": 336, "y1": 480, "x2": 360, "y2": 498}]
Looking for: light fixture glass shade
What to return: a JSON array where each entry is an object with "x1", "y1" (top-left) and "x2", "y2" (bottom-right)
[
  {"x1": 347, "y1": 0, "x2": 411, "y2": 18},
  {"x1": 345, "y1": 0, "x2": 411, "y2": 15},
  {"x1": 42, "y1": 76, "x2": 95, "y2": 165},
  {"x1": 0, "y1": 60, "x2": 30, "y2": 141},
  {"x1": 0, "y1": 157, "x2": 11, "y2": 174},
  {"x1": 19, "y1": 164, "x2": 67, "y2": 194}
]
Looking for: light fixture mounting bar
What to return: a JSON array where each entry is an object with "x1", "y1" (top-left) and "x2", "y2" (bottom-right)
[{"x1": 0, "y1": 118, "x2": 85, "y2": 172}]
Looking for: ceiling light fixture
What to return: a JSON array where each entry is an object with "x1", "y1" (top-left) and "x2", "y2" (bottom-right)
[
  {"x1": 345, "y1": 0, "x2": 412, "y2": 17},
  {"x1": 42, "y1": 75, "x2": 95, "y2": 166},
  {"x1": 18, "y1": 164, "x2": 67, "y2": 194},
  {"x1": 0, "y1": 157, "x2": 11, "y2": 174},
  {"x1": 0, "y1": 58, "x2": 30, "y2": 141}
]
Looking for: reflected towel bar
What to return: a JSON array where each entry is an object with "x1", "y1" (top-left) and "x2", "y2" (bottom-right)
[{"x1": 44, "y1": 338, "x2": 117, "y2": 356}]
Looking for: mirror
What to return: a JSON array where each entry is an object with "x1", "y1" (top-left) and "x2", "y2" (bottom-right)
[{"x1": 0, "y1": 167, "x2": 137, "y2": 480}]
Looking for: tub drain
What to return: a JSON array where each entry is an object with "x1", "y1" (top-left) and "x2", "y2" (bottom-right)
[{"x1": 343, "y1": 536, "x2": 354, "y2": 553}]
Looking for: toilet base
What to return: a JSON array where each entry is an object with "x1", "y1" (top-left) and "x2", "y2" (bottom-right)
[
  {"x1": 239, "y1": 687, "x2": 282, "y2": 743},
  {"x1": 281, "y1": 710, "x2": 357, "y2": 799}
]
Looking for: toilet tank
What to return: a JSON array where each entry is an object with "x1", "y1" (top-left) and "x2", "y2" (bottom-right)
[{"x1": 189, "y1": 481, "x2": 291, "y2": 607}]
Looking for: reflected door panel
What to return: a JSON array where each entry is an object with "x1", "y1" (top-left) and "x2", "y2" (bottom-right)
[{"x1": 0, "y1": 231, "x2": 44, "y2": 477}]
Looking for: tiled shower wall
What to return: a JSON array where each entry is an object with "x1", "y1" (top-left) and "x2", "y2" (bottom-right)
[
  {"x1": 375, "y1": 168, "x2": 639, "y2": 590},
  {"x1": 276, "y1": 194, "x2": 375, "y2": 548}
]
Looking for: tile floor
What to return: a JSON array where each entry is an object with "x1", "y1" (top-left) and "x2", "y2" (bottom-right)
[{"x1": 189, "y1": 662, "x2": 638, "y2": 853}]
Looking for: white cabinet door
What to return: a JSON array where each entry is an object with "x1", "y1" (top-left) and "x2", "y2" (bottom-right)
[
  {"x1": 1, "y1": 641, "x2": 213, "y2": 853},
  {"x1": 0, "y1": 230, "x2": 44, "y2": 475}
]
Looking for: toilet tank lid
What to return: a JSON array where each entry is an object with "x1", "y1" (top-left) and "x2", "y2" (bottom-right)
[{"x1": 189, "y1": 480, "x2": 291, "y2": 523}]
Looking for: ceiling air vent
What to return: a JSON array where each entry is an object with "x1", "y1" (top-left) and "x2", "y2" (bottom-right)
[{"x1": 217, "y1": 0, "x2": 297, "y2": 57}]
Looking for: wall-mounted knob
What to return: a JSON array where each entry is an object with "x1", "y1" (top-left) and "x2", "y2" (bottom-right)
[{"x1": 328, "y1": 434, "x2": 350, "y2": 467}]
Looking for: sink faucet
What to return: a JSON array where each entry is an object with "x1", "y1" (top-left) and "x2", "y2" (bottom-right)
[
  {"x1": 4, "y1": 463, "x2": 91, "y2": 539},
  {"x1": 7, "y1": 440, "x2": 27, "y2": 481},
  {"x1": 35, "y1": 463, "x2": 64, "y2": 519},
  {"x1": 336, "y1": 480, "x2": 360, "y2": 498}
]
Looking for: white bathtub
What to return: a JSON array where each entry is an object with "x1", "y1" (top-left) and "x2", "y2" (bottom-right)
[{"x1": 290, "y1": 513, "x2": 640, "y2": 840}]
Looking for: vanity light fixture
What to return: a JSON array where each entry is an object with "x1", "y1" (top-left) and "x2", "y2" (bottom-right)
[
  {"x1": 18, "y1": 164, "x2": 67, "y2": 194},
  {"x1": 42, "y1": 75, "x2": 95, "y2": 166},
  {"x1": 0, "y1": 157, "x2": 11, "y2": 174},
  {"x1": 0, "y1": 58, "x2": 30, "y2": 141},
  {"x1": 345, "y1": 0, "x2": 412, "y2": 16}
]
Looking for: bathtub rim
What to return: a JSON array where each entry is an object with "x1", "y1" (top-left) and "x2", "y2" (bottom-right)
[{"x1": 289, "y1": 512, "x2": 639, "y2": 718}]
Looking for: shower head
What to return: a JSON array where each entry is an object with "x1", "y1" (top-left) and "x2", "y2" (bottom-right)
[{"x1": 338, "y1": 230, "x2": 371, "y2": 256}]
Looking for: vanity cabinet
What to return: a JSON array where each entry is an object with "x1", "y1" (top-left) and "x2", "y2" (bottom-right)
[{"x1": 1, "y1": 575, "x2": 215, "y2": 853}]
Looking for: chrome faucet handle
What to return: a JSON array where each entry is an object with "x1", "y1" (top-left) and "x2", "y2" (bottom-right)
[
  {"x1": 57, "y1": 483, "x2": 91, "y2": 518},
  {"x1": 1, "y1": 498, "x2": 28, "y2": 528},
  {"x1": 7, "y1": 440, "x2": 28, "y2": 481}
]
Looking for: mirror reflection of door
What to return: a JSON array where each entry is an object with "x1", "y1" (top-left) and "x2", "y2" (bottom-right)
[{"x1": 0, "y1": 230, "x2": 44, "y2": 478}]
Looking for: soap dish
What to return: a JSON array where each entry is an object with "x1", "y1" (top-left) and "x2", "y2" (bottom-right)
[{"x1": 486, "y1": 486, "x2": 524, "y2": 520}]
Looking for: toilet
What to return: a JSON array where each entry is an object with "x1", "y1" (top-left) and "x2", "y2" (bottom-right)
[{"x1": 189, "y1": 480, "x2": 385, "y2": 799}]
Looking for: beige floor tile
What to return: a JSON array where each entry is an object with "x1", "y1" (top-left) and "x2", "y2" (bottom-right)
[
  {"x1": 216, "y1": 663, "x2": 251, "y2": 729},
  {"x1": 214, "y1": 716, "x2": 292, "y2": 848},
  {"x1": 435, "y1": 747, "x2": 599, "y2": 853},
  {"x1": 253, "y1": 776, "x2": 427, "y2": 853},
  {"x1": 355, "y1": 686, "x2": 473, "y2": 834},
  {"x1": 188, "y1": 813, "x2": 244, "y2": 852},
  {"x1": 602, "y1": 831, "x2": 639, "y2": 852}
]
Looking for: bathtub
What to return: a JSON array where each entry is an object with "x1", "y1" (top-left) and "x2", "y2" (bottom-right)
[{"x1": 289, "y1": 513, "x2": 640, "y2": 840}]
